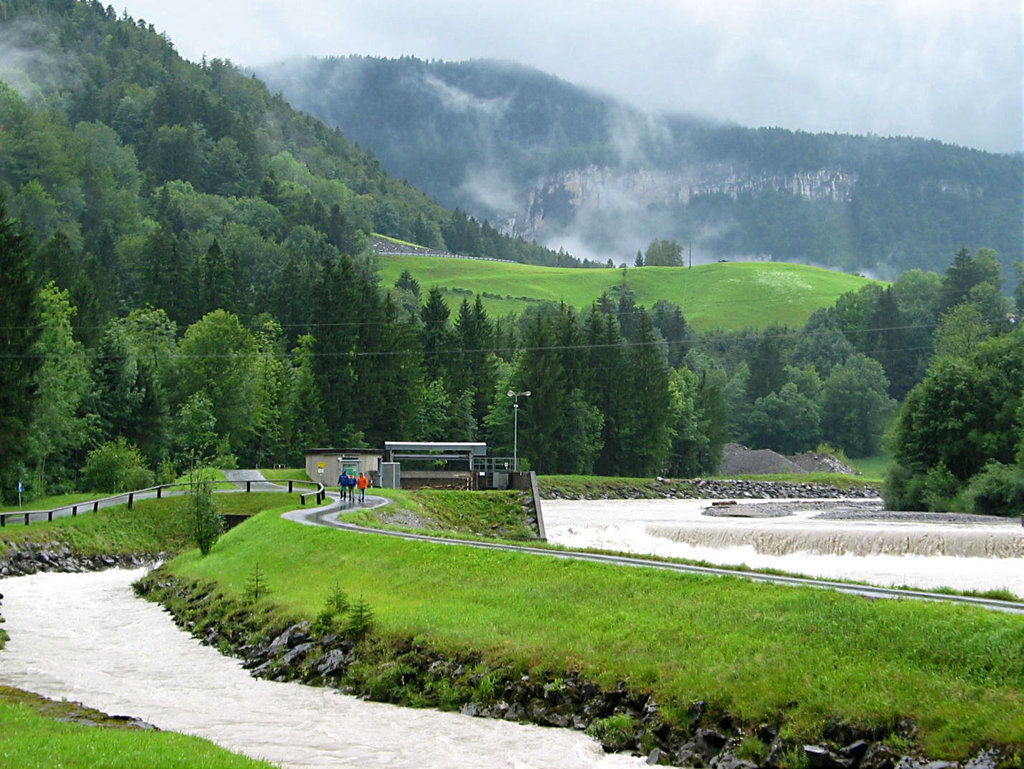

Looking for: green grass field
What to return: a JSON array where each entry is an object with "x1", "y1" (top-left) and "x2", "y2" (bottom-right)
[
  {"x1": 375, "y1": 254, "x2": 877, "y2": 331},
  {"x1": 0, "y1": 687, "x2": 274, "y2": 769},
  {"x1": 167, "y1": 506, "x2": 1024, "y2": 759}
]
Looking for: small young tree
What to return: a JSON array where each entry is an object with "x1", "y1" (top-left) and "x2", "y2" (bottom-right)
[
  {"x1": 343, "y1": 598, "x2": 375, "y2": 641},
  {"x1": 186, "y1": 464, "x2": 223, "y2": 555}
]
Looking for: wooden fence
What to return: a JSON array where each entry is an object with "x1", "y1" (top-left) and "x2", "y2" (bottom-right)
[{"x1": 0, "y1": 479, "x2": 326, "y2": 527}]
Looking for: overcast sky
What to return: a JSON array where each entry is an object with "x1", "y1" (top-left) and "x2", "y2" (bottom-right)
[{"x1": 121, "y1": 0, "x2": 1022, "y2": 154}]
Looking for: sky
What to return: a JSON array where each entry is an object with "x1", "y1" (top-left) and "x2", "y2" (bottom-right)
[{"x1": 120, "y1": 0, "x2": 1022, "y2": 154}]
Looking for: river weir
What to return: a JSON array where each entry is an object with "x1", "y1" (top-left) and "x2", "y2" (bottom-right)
[
  {"x1": 543, "y1": 498, "x2": 1024, "y2": 598},
  {"x1": 0, "y1": 568, "x2": 653, "y2": 769}
]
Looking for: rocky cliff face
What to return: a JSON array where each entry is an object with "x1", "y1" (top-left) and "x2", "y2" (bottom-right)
[{"x1": 512, "y1": 164, "x2": 857, "y2": 240}]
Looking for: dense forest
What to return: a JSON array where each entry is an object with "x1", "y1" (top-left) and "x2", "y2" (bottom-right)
[
  {"x1": 1, "y1": 0, "x2": 1021, "y2": 515},
  {"x1": 256, "y1": 55, "x2": 1023, "y2": 280}
]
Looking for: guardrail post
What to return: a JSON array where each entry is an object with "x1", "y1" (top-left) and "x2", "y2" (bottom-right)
[
  {"x1": 93, "y1": 501, "x2": 99, "y2": 512},
  {"x1": 288, "y1": 480, "x2": 294, "y2": 493},
  {"x1": 246, "y1": 480, "x2": 252, "y2": 493},
  {"x1": 157, "y1": 486, "x2": 162, "y2": 499},
  {"x1": 72, "y1": 505, "x2": 77, "y2": 516},
  {"x1": 128, "y1": 493, "x2": 134, "y2": 510},
  {"x1": 23, "y1": 513, "x2": 29, "y2": 525}
]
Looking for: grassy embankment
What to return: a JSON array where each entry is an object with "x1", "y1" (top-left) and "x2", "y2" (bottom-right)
[
  {"x1": 0, "y1": 491, "x2": 299, "y2": 558},
  {"x1": 0, "y1": 687, "x2": 275, "y2": 769},
  {"x1": 374, "y1": 252, "x2": 876, "y2": 331},
  {"x1": 165, "y1": 499, "x2": 1022, "y2": 760}
]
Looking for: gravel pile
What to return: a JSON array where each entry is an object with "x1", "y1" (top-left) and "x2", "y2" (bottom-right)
[{"x1": 717, "y1": 443, "x2": 859, "y2": 476}]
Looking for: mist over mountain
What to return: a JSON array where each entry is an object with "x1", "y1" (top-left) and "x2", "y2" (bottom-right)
[{"x1": 256, "y1": 55, "x2": 1023, "y2": 280}]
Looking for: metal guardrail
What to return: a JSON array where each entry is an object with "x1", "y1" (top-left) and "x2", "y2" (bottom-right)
[{"x1": 0, "y1": 479, "x2": 326, "y2": 527}]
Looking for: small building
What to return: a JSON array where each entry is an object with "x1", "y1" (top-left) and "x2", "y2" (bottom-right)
[{"x1": 303, "y1": 448, "x2": 384, "y2": 485}]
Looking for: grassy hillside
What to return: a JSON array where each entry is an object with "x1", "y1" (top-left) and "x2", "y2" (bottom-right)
[{"x1": 376, "y1": 254, "x2": 876, "y2": 330}]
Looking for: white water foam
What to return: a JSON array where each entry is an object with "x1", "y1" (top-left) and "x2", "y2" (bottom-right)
[{"x1": 543, "y1": 498, "x2": 1024, "y2": 597}]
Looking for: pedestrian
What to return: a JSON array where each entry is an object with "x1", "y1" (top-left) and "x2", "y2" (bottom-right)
[
  {"x1": 345, "y1": 471, "x2": 356, "y2": 502},
  {"x1": 356, "y1": 472, "x2": 369, "y2": 503},
  {"x1": 339, "y1": 470, "x2": 351, "y2": 504}
]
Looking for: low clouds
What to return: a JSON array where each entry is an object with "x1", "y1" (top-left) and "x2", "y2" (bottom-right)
[{"x1": 121, "y1": 0, "x2": 1022, "y2": 153}]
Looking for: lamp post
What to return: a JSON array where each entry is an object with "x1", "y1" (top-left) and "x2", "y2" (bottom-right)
[{"x1": 507, "y1": 389, "x2": 531, "y2": 471}]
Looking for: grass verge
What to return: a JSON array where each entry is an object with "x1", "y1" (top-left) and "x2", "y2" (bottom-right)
[
  {"x1": 0, "y1": 686, "x2": 275, "y2": 768},
  {"x1": 165, "y1": 506, "x2": 1024, "y2": 759}
]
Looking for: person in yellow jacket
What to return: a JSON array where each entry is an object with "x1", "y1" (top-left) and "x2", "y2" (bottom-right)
[{"x1": 356, "y1": 472, "x2": 369, "y2": 503}]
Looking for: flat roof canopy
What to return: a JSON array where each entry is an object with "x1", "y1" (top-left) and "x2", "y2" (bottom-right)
[{"x1": 384, "y1": 441, "x2": 487, "y2": 458}]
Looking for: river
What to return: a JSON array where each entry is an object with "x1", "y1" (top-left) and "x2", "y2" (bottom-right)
[
  {"x1": 0, "y1": 568, "x2": 653, "y2": 769},
  {"x1": 542, "y1": 498, "x2": 1024, "y2": 597}
]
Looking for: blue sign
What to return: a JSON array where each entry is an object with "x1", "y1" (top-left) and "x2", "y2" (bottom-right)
[{"x1": 17, "y1": 481, "x2": 23, "y2": 493}]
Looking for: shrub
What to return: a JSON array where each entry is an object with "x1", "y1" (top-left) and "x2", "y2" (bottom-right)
[
  {"x1": 312, "y1": 582, "x2": 350, "y2": 634},
  {"x1": 963, "y1": 461, "x2": 1024, "y2": 516},
  {"x1": 343, "y1": 598, "x2": 374, "y2": 641},
  {"x1": 921, "y1": 463, "x2": 961, "y2": 512},
  {"x1": 883, "y1": 462, "x2": 963, "y2": 512},
  {"x1": 882, "y1": 463, "x2": 923, "y2": 511},
  {"x1": 81, "y1": 438, "x2": 149, "y2": 493},
  {"x1": 243, "y1": 562, "x2": 271, "y2": 604},
  {"x1": 587, "y1": 713, "x2": 637, "y2": 753},
  {"x1": 185, "y1": 467, "x2": 223, "y2": 555}
]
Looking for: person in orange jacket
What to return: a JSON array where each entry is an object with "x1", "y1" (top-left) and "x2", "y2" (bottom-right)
[{"x1": 356, "y1": 472, "x2": 369, "y2": 503}]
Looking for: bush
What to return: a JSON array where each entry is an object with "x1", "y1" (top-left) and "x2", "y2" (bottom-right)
[
  {"x1": 882, "y1": 463, "x2": 923, "y2": 511},
  {"x1": 343, "y1": 598, "x2": 375, "y2": 641},
  {"x1": 587, "y1": 713, "x2": 637, "y2": 752},
  {"x1": 186, "y1": 469, "x2": 223, "y2": 555},
  {"x1": 921, "y1": 463, "x2": 961, "y2": 512},
  {"x1": 81, "y1": 438, "x2": 149, "y2": 493},
  {"x1": 883, "y1": 462, "x2": 963, "y2": 512},
  {"x1": 963, "y1": 462, "x2": 1024, "y2": 516}
]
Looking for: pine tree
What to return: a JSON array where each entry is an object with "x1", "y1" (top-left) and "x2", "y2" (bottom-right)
[
  {"x1": 0, "y1": 196, "x2": 41, "y2": 502},
  {"x1": 621, "y1": 310, "x2": 672, "y2": 476},
  {"x1": 583, "y1": 304, "x2": 628, "y2": 476},
  {"x1": 514, "y1": 313, "x2": 566, "y2": 472},
  {"x1": 420, "y1": 286, "x2": 453, "y2": 385}
]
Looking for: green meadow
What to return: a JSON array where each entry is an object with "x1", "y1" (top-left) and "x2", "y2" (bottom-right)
[{"x1": 375, "y1": 254, "x2": 877, "y2": 331}]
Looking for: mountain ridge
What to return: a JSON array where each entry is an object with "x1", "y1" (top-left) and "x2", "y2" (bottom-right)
[{"x1": 255, "y1": 54, "x2": 1023, "y2": 281}]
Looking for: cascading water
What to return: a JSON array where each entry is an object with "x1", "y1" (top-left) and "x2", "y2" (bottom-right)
[
  {"x1": 543, "y1": 498, "x2": 1024, "y2": 597},
  {"x1": 0, "y1": 568, "x2": 655, "y2": 769}
]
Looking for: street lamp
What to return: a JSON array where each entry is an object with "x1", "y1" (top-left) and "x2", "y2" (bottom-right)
[{"x1": 507, "y1": 389, "x2": 531, "y2": 471}]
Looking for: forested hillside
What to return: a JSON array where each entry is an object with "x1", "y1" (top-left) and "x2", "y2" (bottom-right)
[
  {"x1": 256, "y1": 55, "x2": 1023, "y2": 280},
  {"x1": 1, "y1": 1, "x2": 1021, "y2": 517}
]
